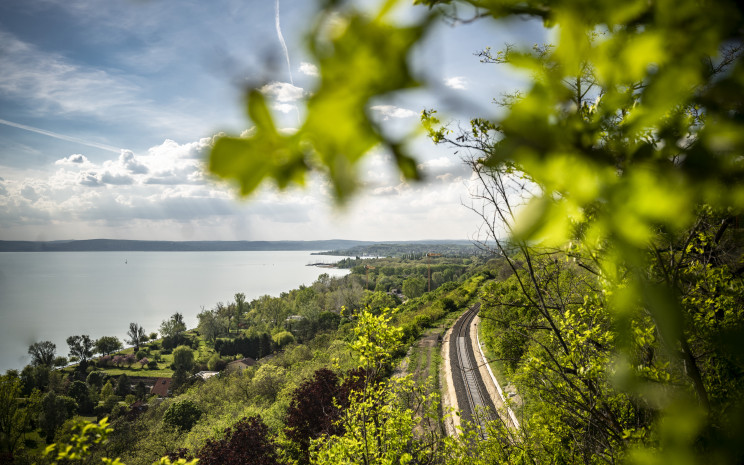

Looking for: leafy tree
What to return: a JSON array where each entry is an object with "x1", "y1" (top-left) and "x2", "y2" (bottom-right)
[
  {"x1": 68, "y1": 380, "x2": 94, "y2": 415},
  {"x1": 251, "y1": 365, "x2": 286, "y2": 402},
  {"x1": 38, "y1": 391, "x2": 76, "y2": 443},
  {"x1": 28, "y1": 340, "x2": 56, "y2": 366},
  {"x1": 162, "y1": 400, "x2": 202, "y2": 431},
  {"x1": 234, "y1": 292, "x2": 246, "y2": 331},
  {"x1": 402, "y1": 276, "x2": 425, "y2": 299},
  {"x1": 171, "y1": 346, "x2": 194, "y2": 373},
  {"x1": 272, "y1": 331, "x2": 295, "y2": 349},
  {"x1": 66, "y1": 335, "x2": 93, "y2": 364},
  {"x1": 52, "y1": 356, "x2": 68, "y2": 368},
  {"x1": 160, "y1": 312, "x2": 187, "y2": 339},
  {"x1": 94, "y1": 336, "x2": 123, "y2": 356},
  {"x1": 207, "y1": 354, "x2": 226, "y2": 372},
  {"x1": 360, "y1": 290, "x2": 401, "y2": 314},
  {"x1": 196, "y1": 308, "x2": 227, "y2": 344},
  {"x1": 215, "y1": 302, "x2": 236, "y2": 335},
  {"x1": 100, "y1": 381, "x2": 114, "y2": 401},
  {"x1": 115, "y1": 374, "x2": 131, "y2": 397},
  {"x1": 86, "y1": 371, "x2": 106, "y2": 390},
  {"x1": 126, "y1": 323, "x2": 147, "y2": 352},
  {"x1": 134, "y1": 381, "x2": 147, "y2": 400},
  {"x1": 20, "y1": 363, "x2": 50, "y2": 395},
  {"x1": 0, "y1": 374, "x2": 30, "y2": 458},
  {"x1": 253, "y1": 295, "x2": 290, "y2": 327}
]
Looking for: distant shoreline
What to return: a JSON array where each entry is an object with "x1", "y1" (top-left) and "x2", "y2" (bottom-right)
[{"x1": 0, "y1": 239, "x2": 473, "y2": 253}]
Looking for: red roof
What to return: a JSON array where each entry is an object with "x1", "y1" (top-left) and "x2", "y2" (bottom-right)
[{"x1": 150, "y1": 377, "x2": 172, "y2": 397}]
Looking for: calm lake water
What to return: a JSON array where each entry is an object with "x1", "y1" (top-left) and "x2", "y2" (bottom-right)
[{"x1": 0, "y1": 251, "x2": 347, "y2": 372}]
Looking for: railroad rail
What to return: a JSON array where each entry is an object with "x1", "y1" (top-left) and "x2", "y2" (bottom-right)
[{"x1": 450, "y1": 302, "x2": 498, "y2": 439}]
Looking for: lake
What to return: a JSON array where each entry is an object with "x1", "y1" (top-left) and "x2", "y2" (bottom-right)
[{"x1": 0, "y1": 251, "x2": 348, "y2": 372}]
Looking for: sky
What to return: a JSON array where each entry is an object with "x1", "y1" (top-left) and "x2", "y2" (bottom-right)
[{"x1": 0, "y1": 0, "x2": 545, "y2": 242}]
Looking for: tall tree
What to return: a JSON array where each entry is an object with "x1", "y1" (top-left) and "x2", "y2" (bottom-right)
[
  {"x1": 126, "y1": 323, "x2": 146, "y2": 352},
  {"x1": 159, "y1": 313, "x2": 187, "y2": 339},
  {"x1": 28, "y1": 340, "x2": 56, "y2": 366},
  {"x1": 66, "y1": 335, "x2": 93, "y2": 364},
  {"x1": 197, "y1": 308, "x2": 227, "y2": 344},
  {"x1": 234, "y1": 293, "x2": 246, "y2": 332},
  {"x1": 94, "y1": 336, "x2": 123, "y2": 356},
  {"x1": 0, "y1": 374, "x2": 30, "y2": 458},
  {"x1": 38, "y1": 391, "x2": 76, "y2": 443}
]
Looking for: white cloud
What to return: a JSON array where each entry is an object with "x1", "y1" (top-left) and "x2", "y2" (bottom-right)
[
  {"x1": 118, "y1": 150, "x2": 148, "y2": 174},
  {"x1": 418, "y1": 156, "x2": 470, "y2": 180},
  {"x1": 55, "y1": 154, "x2": 92, "y2": 166},
  {"x1": 444, "y1": 76, "x2": 467, "y2": 90},
  {"x1": 273, "y1": 103, "x2": 297, "y2": 114},
  {"x1": 78, "y1": 171, "x2": 103, "y2": 187},
  {"x1": 299, "y1": 62, "x2": 318, "y2": 76},
  {"x1": 370, "y1": 105, "x2": 417, "y2": 120},
  {"x1": 0, "y1": 132, "x2": 480, "y2": 241},
  {"x1": 259, "y1": 81, "x2": 304, "y2": 103}
]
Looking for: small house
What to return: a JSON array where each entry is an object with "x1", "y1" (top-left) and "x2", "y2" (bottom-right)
[
  {"x1": 226, "y1": 357, "x2": 257, "y2": 372},
  {"x1": 150, "y1": 377, "x2": 172, "y2": 397},
  {"x1": 195, "y1": 371, "x2": 219, "y2": 380}
]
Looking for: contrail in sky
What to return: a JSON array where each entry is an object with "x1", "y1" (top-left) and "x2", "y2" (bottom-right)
[
  {"x1": 275, "y1": 0, "x2": 294, "y2": 86},
  {"x1": 275, "y1": 0, "x2": 301, "y2": 124},
  {"x1": 0, "y1": 118, "x2": 122, "y2": 153}
]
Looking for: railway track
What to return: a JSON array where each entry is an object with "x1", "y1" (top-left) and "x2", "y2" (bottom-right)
[{"x1": 450, "y1": 302, "x2": 498, "y2": 439}]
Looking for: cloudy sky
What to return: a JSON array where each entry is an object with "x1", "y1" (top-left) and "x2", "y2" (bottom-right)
[{"x1": 0, "y1": 0, "x2": 544, "y2": 242}]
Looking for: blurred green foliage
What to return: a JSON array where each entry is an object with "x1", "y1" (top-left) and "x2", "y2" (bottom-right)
[{"x1": 209, "y1": 0, "x2": 744, "y2": 462}]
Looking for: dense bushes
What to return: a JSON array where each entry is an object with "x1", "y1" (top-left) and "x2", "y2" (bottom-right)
[
  {"x1": 162, "y1": 333, "x2": 197, "y2": 351},
  {"x1": 284, "y1": 367, "x2": 369, "y2": 462},
  {"x1": 195, "y1": 416, "x2": 279, "y2": 465},
  {"x1": 215, "y1": 333, "x2": 273, "y2": 359}
]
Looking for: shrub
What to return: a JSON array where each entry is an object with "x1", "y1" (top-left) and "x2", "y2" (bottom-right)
[
  {"x1": 196, "y1": 416, "x2": 279, "y2": 465},
  {"x1": 400, "y1": 322, "x2": 421, "y2": 343},
  {"x1": 172, "y1": 346, "x2": 195, "y2": 373},
  {"x1": 135, "y1": 350, "x2": 147, "y2": 360},
  {"x1": 284, "y1": 368, "x2": 344, "y2": 461},
  {"x1": 124, "y1": 353, "x2": 136, "y2": 368},
  {"x1": 207, "y1": 354, "x2": 227, "y2": 371},
  {"x1": 147, "y1": 360, "x2": 158, "y2": 370},
  {"x1": 163, "y1": 399, "x2": 202, "y2": 431},
  {"x1": 86, "y1": 371, "x2": 106, "y2": 389},
  {"x1": 441, "y1": 297, "x2": 457, "y2": 313},
  {"x1": 413, "y1": 314, "x2": 431, "y2": 328},
  {"x1": 272, "y1": 331, "x2": 295, "y2": 349}
]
